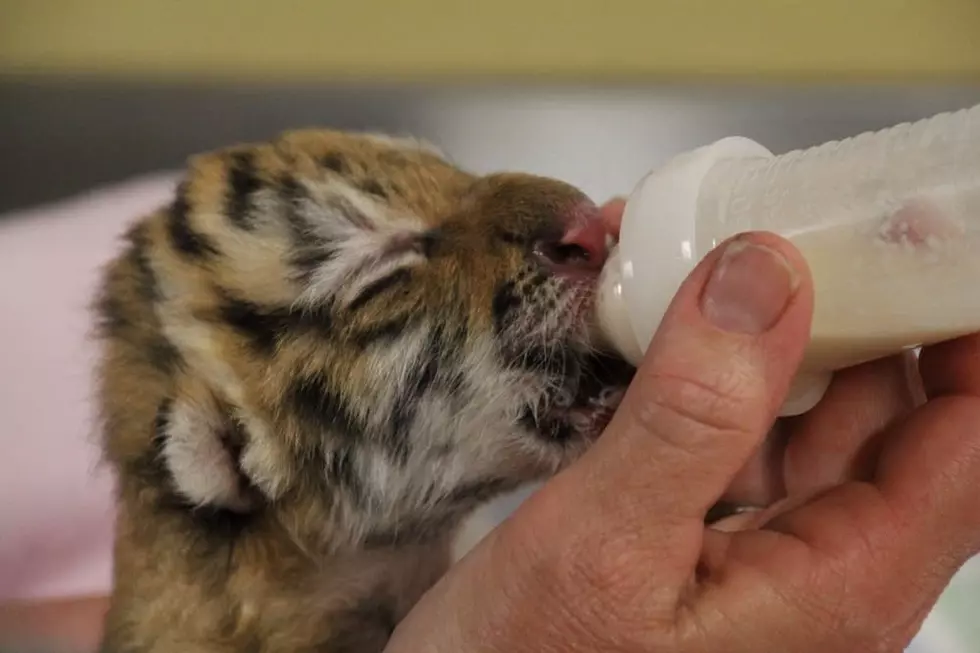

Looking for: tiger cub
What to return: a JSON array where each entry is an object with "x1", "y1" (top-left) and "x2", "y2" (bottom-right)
[{"x1": 93, "y1": 129, "x2": 635, "y2": 652}]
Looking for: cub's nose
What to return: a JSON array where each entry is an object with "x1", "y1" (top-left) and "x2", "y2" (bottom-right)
[{"x1": 534, "y1": 204, "x2": 610, "y2": 276}]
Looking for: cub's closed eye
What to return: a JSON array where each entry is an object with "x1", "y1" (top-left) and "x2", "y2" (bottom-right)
[
  {"x1": 384, "y1": 231, "x2": 440, "y2": 258},
  {"x1": 343, "y1": 231, "x2": 433, "y2": 312},
  {"x1": 347, "y1": 268, "x2": 413, "y2": 311}
]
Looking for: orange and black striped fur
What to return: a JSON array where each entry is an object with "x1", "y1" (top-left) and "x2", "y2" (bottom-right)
[{"x1": 93, "y1": 130, "x2": 634, "y2": 652}]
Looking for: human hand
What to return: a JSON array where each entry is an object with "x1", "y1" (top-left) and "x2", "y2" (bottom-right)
[
  {"x1": 600, "y1": 199, "x2": 927, "y2": 522},
  {"x1": 385, "y1": 200, "x2": 980, "y2": 652}
]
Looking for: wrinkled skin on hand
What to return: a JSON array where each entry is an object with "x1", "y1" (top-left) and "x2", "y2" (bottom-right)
[{"x1": 385, "y1": 199, "x2": 980, "y2": 653}]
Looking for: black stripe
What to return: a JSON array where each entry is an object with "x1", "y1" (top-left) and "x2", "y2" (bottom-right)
[
  {"x1": 324, "y1": 194, "x2": 371, "y2": 229},
  {"x1": 319, "y1": 153, "x2": 347, "y2": 174},
  {"x1": 288, "y1": 304, "x2": 334, "y2": 337},
  {"x1": 153, "y1": 397, "x2": 173, "y2": 447},
  {"x1": 287, "y1": 372, "x2": 363, "y2": 439},
  {"x1": 414, "y1": 351, "x2": 440, "y2": 392},
  {"x1": 439, "y1": 322, "x2": 467, "y2": 360},
  {"x1": 277, "y1": 172, "x2": 332, "y2": 279},
  {"x1": 491, "y1": 280, "x2": 520, "y2": 333},
  {"x1": 347, "y1": 268, "x2": 412, "y2": 312},
  {"x1": 146, "y1": 336, "x2": 182, "y2": 374},
  {"x1": 351, "y1": 315, "x2": 414, "y2": 348},
  {"x1": 278, "y1": 173, "x2": 307, "y2": 235},
  {"x1": 219, "y1": 297, "x2": 285, "y2": 354},
  {"x1": 417, "y1": 231, "x2": 440, "y2": 258},
  {"x1": 217, "y1": 293, "x2": 333, "y2": 352},
  {"x1": 167, "y1": 183, "x2": 219, "y2": 259},
  {"x1": 226, "y1": 152, "x2": 261, "y2": 230},
  {"x1": 127, "y1": 223, "x2": 161, "y2": 302},
  {"x1": 359, "y1": 179, "x2": 388, "y2": 200},
  {"x1": 290, "y1": 247, "x2": 335, "y2": 282},
  {"x1": 92, "y1": 229, "x2": 182, "y2": 373},
  {"x1": 93, "y1": 292, "x2": 129, "y2": 338},
  {"x1": 384, "y1": 408, "x2": 413, "y2": 465},
  {"x1": 383, "y1": 327, "x2": 444, "y2": 464},
  {"x1": 278, "y1": 172, "x2": 303, "y2": 198},
  {"x1": 326, "y1": 447, "x2": 364, "y2": 504}
]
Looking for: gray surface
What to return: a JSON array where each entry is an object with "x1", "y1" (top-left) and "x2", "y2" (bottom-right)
[
  {"x1": 0, "y1": 80, "x2": 427, "y2": 213},
  {"x1": 2, "y1": 79, "x2": 980, "y2": 214}
]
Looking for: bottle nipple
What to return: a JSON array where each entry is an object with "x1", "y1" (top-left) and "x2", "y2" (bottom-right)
[{"x1": 593, "y1": 245, "x2": 644, "y2": 366}]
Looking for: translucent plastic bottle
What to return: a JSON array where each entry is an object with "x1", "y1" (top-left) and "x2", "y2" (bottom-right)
[{"x1": 596, "y1": 102, "x2": 980, "y2": 416}]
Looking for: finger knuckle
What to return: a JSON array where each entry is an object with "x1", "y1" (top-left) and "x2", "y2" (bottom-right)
[{"x1": 628, "y1": 367, "x2": 758, "y2": 455}]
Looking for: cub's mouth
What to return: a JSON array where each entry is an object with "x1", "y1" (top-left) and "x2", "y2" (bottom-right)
[
  {"x1": 530, "y1": 351, "x2": 636, "y2": 443},
  {"x1": 519, "y1": 242, "x2": 637, "y2": 444}
]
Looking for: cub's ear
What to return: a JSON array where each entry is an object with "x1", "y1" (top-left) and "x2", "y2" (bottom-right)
[{"x1": 156, "y1": 389, "x2": 256, "y2": 513}]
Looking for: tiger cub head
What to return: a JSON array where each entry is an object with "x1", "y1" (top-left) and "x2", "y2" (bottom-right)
[{"x1": 96, "y1": 129, "x2": 635, "y2": 553}]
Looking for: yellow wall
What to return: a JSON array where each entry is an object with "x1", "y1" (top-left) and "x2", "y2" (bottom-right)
[{"x1": 3, "y1": 0, "x2": 980, "y2": 82}]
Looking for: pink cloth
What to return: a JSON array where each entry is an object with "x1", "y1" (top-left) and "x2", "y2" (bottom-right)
[{"x1": 0, "y1": 173, "x2": 179, "y2": 601}]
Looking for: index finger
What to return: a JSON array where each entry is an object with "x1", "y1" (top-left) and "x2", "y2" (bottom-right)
[
  {"x1": 881, "y1": 333, "x2": 980, "y2": 563},
  {"x1": 759, "y1": 334, "x2": 980, "y2": 623}
]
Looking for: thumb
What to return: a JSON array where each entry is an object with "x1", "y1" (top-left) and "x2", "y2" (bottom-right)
[{"x1": 584, "y1": 232, "x2": 814, "y2": 525}]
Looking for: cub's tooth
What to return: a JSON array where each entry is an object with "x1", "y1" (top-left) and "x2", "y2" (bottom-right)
[
  {"x1": 570, "y1": 413, "x2": 592, "y2": 431},
  {"x1": 553, "y1": 389, "x2": 574, "y2": 408},
  {"x1": 597, "y1": 387, "x2": 626, "y2": 407}
]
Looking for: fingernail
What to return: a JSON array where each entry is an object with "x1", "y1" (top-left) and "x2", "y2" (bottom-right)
[{"x1": 701, "y1": 239, "x2": 799, "y2": 334}]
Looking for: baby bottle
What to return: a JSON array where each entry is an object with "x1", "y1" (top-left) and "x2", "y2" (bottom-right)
[{"x1": 596, "y1": 102, "x2": 980, "y2": 416}]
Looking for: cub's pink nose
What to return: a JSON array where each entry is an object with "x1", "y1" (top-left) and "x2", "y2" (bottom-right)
[{"x1": 535, "y1": 206, "x2": 610, "y2": 275}]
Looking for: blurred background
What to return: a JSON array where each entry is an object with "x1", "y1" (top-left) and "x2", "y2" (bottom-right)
[
  {"x1": 2, "y1": 1, "x2": 980, "y2": 651},
  {"x1": 3, "y1": 1, "x2": 980, "y2": 212}
]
